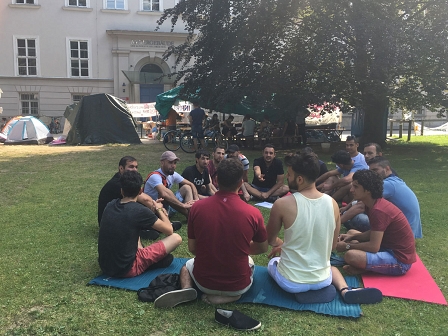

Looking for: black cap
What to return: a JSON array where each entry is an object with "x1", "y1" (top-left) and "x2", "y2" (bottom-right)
[{"x1": 226, "y1": 144, "x2": 240, "y2": 153}]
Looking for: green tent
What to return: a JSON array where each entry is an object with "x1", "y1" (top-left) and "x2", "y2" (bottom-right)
[
  {"x1": 155, "y1": 86, "x2": 253, "y2": 118},
  {"x1": 65, "y1": 94, "x2": 141, "y2": 145}
]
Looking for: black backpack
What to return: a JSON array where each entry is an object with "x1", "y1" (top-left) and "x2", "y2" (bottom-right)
[{"x1": 137, "y1": 273, "x2": 180, "y2": 302}]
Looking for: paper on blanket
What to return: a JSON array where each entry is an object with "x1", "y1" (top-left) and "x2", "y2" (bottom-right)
[{"x1": 255, "y1": 202, "x2": 274, "y2": 209}]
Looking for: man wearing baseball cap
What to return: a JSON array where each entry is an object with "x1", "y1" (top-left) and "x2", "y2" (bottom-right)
[{"x1": 143, "y1": 151, "x2": 198, "y2": 218}]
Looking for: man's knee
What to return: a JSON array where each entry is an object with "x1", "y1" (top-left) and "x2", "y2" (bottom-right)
[
  {"x1": 344, "y1": 250, "x2": 367, "y2": 268},
  {"x1": 179, "y1": 184, "x2": 193, "y2": 197},
  {"x1": 161, "y1": 233, "x2": 183, "y2": 253}
]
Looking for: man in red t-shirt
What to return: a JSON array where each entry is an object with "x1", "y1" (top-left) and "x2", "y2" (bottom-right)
[
  {"x1": 336, "y1": 169, "x2": 416, "y2": 275},
  {"x1": 154, "y1": 158, "x2": 268, "y2": 308}
]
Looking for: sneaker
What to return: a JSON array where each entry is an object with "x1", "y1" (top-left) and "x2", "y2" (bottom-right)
[
  {"x1": 171, "y1": 221, "x2": 182, "y2": 231},
  {"x1": 140, "y1": 229, "x2": 160, "y2": 240},
  {"x1": 215, "y1": 308, "x2": 261, "y2": 331},
  {"x1": 154, "y1": 288, "x2": 197, "y2": 308},
  {"x1": 147, "y1": 254, "x2": 174, "y2": 270}
]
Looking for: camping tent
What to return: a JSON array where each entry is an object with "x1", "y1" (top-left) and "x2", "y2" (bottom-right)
[
  {"x1": 0, "y1": 116, "x2": 22, "y2": 143},
  {"x1": 4, "y1": 116, "x2": 52, "y2": 145},
  {"x1": 65, "y1": 94, "x2": 141, "y2": 145}
]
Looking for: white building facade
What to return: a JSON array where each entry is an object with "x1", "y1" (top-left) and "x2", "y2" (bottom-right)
[{"x1": 0, "y1": 0, "x2": 187, "y2": 118}]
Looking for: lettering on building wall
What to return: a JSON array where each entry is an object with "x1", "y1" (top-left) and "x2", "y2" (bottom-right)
[{"x1": 131, "y1": 40, "x2": 175, "y2": 48}]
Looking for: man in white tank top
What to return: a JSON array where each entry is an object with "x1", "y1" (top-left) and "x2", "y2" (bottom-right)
[{"x1": 265, "y1": 153, "x2": 382, "y2": 304}]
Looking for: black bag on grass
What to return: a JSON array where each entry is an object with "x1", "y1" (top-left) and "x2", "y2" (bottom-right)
[{"x1": 137, "y1": 273, "x2": 180, "y2": 302}]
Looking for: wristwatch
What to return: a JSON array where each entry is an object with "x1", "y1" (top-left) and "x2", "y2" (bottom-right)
[{"x1": 345, "y1": 244, "x2": 351, "y2": 250}]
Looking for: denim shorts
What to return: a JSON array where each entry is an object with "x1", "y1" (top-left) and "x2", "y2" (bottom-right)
[
  {"x1": 343, "y1": 213, "x2": 370, "y2": 232},
  {"x1": 167, "y1": 190, "x2": 184, "y2": 217},
  {"x1": 366, "y1": 249, "x2": 413, "y2": 275}
]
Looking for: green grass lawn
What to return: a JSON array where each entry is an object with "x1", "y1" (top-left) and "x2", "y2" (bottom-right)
[{"x1": 1, "y1": 137, "x2": 447, "y2": 335}]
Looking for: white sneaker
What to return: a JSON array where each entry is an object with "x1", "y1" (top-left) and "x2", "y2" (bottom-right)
[{"x1": 154, "y1": 288, "x2": 197, "y2": 308}]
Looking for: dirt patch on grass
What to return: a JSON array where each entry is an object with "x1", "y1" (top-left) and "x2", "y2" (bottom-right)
[{"x1": 4, "y1": 305, "x2": 47, "y2": 332}]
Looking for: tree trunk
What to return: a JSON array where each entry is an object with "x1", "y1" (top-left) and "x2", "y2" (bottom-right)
[{"x1": 360, "y1": 93, "x2": 389, "y2": 147}]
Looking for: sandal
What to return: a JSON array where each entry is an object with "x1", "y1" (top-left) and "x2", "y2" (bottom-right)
[{"x1": 340, "y1": 286, "x2": 382, "y2": 304}]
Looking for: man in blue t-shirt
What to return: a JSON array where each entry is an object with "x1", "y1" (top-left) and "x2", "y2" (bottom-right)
[
  {"x1": 341, "y1": 157, "x2": 422, "y2": 238},
  {"x1": 143, "y1": 151, "x2": 199, "y2": 218},
  {"x1": 188, "y1": 102, "x2": 206, "y2": 152},
  {"x1": 316, "y1": 150, "x2": 368, "y2": 202}
]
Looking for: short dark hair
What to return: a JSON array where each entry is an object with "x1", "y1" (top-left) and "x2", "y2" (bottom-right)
[
  {"x1": 213, "y1": 146, "x2": 225, "y2": 153},
  {"x1": 195, "y1": 149, "x2": 209, "y2": 159},
  {"x1": 331, "y1": 150, "x2": 352, "y2": 165},
  {"x1": 120, "y1": 171, "x2": 143, "y2": 198},
  {"x1": 364, "y1": 142, "x2": 382, "y2": 154},
  {"x1": 299, "y1": 146, "x2": 314, "y2": 155},
  {"x1": 352, "y1": 170, "x2": 383, "y2": 199},
  {"x1": 118, "y1": 156, "x2": 137, "y2": 169},
  {"x1": 217, "y1": 158, "x2": 243, "y2": 191},
  {"x1": 263, "y1": 143, "x2": 275, "y2": 152},
  {"x1": 284, "y1": 152, "x2": 320, "y2": 182},
  {"x1": 346, "y1": 135, "x2": 359, "y2": 143},
  {"x1": 368, "y1": 156, "x2": 391, "y2": 168}
]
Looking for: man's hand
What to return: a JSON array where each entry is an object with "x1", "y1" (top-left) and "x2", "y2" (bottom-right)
[
  {"x1": 260, "y1": 192, "x2": 269, "y2": 200},
  {"x1": 268, "y1": 245, "x2": 282, "y2": 258},
  {"x1": 336, "y1": 241, "x2": 349, "y2": 252},
  {"x1": 153, "y1": 201, "x2": 168, "y2": 217},
  {"x1": 256, "y1": 174, "x2": 265, "y2": 182},
  {"x1": 338, "y1": 234, "x2": 352, "y2": 242},
  {"x1": 183, "y1": 200, "x2": 197, "y2": 209}
]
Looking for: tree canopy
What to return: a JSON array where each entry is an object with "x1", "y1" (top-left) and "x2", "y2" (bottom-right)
[{"x1": 158, "y1": 0, "x2": 448, "y2": 144}]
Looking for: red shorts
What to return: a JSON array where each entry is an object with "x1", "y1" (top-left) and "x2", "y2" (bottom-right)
[{"x1": 124, "y1": 241, "x2": 167, "y2": 277}]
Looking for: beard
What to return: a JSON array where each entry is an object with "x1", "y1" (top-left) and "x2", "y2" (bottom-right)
[{"x1": 288, "y1": 179, "x2": 298, "y2": 191}]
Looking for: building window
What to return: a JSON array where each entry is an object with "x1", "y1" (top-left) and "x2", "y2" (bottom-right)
[
  {"x1": 68, "y1": 0, "x2": 87, "y2": 6},
  {"x1": 14, "y1": 0, "x2": 36, "y2": 4},
  {"x1": 16, "y1": 38, "x2": 38, "y2": 76},
  {"x1": 105, "y1": 0, "x2": 126, "y2": 10},
  {"x1": 68, "y1": 40, "x2": 90, "y2": 77},
  {"x1": 72, "y1": 94, "x2": 87, "y2": 103},
  {"x1": 142, "y1": 0, "x2": 159, "y2": 11},
  {"x1": 20, "y1": 93, "x2": 39, "y2": 115}
]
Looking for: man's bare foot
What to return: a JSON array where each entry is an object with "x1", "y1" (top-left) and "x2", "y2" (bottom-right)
[
  {"x1": 201, "y1": 294, "x2": 240, "y2": 305},
  {"x1": 343, "y1": 265, "x2": 366, "y2": 275}
]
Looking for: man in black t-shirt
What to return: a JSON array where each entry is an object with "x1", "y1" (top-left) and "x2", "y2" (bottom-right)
[
  {"x1": 181, "y1": 150, "x2": 215, "y2": 199},
  {"x1": 98, "y1": 156, "x2": 155, "y2": 225},
  {"x1": 98, "y1": 171, "x2": 182, "y2": 278},
  {"x1": 97, "y1": 156, "x2": 181, "y2": 238},
  {"x1": 244, "y1": 144, "x2": 289, "y2": 202}
]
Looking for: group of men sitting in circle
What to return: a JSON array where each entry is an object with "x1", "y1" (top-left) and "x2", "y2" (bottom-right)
[{"x1": 97, "y1": 135, "x2": 421, "y2": 307}]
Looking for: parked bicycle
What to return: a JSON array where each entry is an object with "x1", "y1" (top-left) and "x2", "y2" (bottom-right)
[
  {"x1": 162, "y1": 129, "x2": 184, "y2": 151},
  {"x1": 163, "y1": 128, "x2": 228, "y2": 153}
]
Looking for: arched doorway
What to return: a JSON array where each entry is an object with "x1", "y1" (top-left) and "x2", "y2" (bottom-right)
[{"x1": 139, "y1": 64, "x2": 164, "y2": 103}]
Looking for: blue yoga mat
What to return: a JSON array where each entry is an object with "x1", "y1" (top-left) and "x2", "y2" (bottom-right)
[{"x1": 88, "y1": 258, "x2": 361, "y2": 318}]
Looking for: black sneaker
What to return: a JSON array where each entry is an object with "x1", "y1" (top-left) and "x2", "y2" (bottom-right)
[
  {"x1": 171, "y1": 221, "x2": 182, "y2": 231},
  {"x1": 215, "y1": 308, "x2": 261, "y2": 331},
  {"x1": 140, "y1": 229, "x2": 160, "y2": 240},
  {"x1": 147, "y1": 254, "x2": 174, "y2": 270}
]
